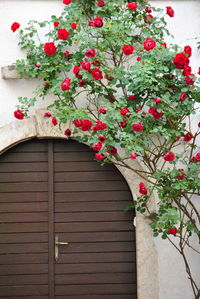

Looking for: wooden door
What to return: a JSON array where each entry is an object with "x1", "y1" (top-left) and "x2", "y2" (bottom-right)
[{"x1": 0, "y1": 139, "x2": 136, "y2": 298}]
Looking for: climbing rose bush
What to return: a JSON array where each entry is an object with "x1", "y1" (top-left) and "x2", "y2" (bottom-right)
[{"x1": 12, "y1": 0, "x2": 200, "y2": 297}]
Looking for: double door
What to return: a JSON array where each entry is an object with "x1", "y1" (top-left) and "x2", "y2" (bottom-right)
[{"x1": 0, "y1": 139, "x2": 136, "y2": 298}]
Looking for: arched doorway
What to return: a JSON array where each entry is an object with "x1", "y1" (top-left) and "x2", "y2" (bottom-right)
[{"x1": 0, "y1": 138, "x2": 136, "y2": 298}]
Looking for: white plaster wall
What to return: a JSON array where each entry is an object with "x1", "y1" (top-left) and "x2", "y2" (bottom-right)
[{"x1": 0, "y1": 1, "x2": 200, "y2": 299}]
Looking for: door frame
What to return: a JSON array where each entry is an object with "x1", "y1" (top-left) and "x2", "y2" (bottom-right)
[{"x1": 0, "y1": 109, "x2": 159, "y2": 299}]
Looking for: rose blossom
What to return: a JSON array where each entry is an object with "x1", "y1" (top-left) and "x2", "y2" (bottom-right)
[
  {"x1": 14, "y1": 109, "x2": 24, "y2": 120},
  {"x1": 79, "y1": 80, "x2": 87, "y2": 87},
  {"x1": 194, "y1": 153, "x2": 200, "y2": 162},
  {"x1": 95, "y1": 153, "x2": 105, "y2": 160},
  {"x1": 73, "y1": 65, "x2": 80, "y2": 74},
  {"x1": 93, "y1": 120, "x2": 107, "y2": 131},
  {"x1": 97, "y1": 1, "x2": 105, "y2": 7},
  {"x1": 122, "y1": 45, "x2": 134, "y2": 55},
  {"x1": 80, "y1": 61, "x2": 91, "y2": 71},
  {"x1": 120, "y1": 107, "x2": 130, "y2": 117},
  {"x1": 11, "y1": 22, "x2": 20, "y2": 32},
  {"x1": 166, "y1": 6, "x2": 174, "y2": 17},
  {"x1": 54, "y1": 21, "x2": 60, "y2": 27},
  {"x1": 44, "y1": 42, "x2": 56, "y2": 55},
  {"x1": 85, "y1": 49, "x2": 96, "y2": 57},
  {"x1": 70, "y1": 23, "x2": 77, "y2": 29},
  {"x1": 173, "y1": 53, "x2": 188, "y2": 69},
  {"x1": 184, "y1": 132, "x2": 193, "y2": 142},
  {"x1": 119, "y1": 119, "x2": 128, "y2": 128},
  {"x1": 185, "y1": 75, "x2": 195, "y2": 85},
  {"x1": 148, "y1": 107, "x2": 163, "y2": 119},
  {"x1": 93, "y1": 17, "x2": 104, "y2": 28},
  {"x1": 198, "y1": 67, "x2": 200, "y2": 75},
  {"x1": 98, "y1": 135, "x2": 106, "y2": 142},
  {"x1": 136, "y1": 57, "x2": 142, "y2": 61},
  {"x1": 43, "y1": 112, "x2": 51, "y2": 118},
  {"x1": 154, "y1": 97, "x2": 162, "y2": 104},
  {"x1": 177, "y1": 169, "x2": 185, "y2": 180},
  {"x1": 132, "y1": 123, "x2": 144, "y2": 132},
  {"x1": 198, "y1": 122, "x2": 200, "y2": 128},
  {"x1": 99, "y1": 107, "x2": 107, "y2": 114},
  {"x1": 168, "y1": 227, "x2": 178, "y2": 235},
  {"x1": 92, "y1": 142, "x2": 103, "y2": 151},
  {"x1": 60, "y1": 78, "x2": 71, "y2": 90},
  {"x1": 183, "y1": 65, "x2": 192, "y2": 76},
  {"x1": 179, "y1": 92, "x2": 188, "y2": 102},
  {"x1": 52, "y1": 117, "x2": 57, "y2": 126},
  {"x1": 145, "y1": 7, "x2": 152, "y2": 13},
  {"x1": 64, "y1": 129, "x2": 71, "y2": 136},
  {"x1": 184, "y1": 45, "x2": 192, "y2": 57},
  {"x1": 128, "y1": 95, "x2": 136, "y2": 101},
  {"x1": 91, "y1": 68, "x2": 103, "y2": 80},
  {"x1": 74, "y1": 119, "x2": 83, "y2": 128},
  {"x1": 130, "y1": 153, "x2": 138, "y2": 160},
  {"x1": 63, "y1": 0, "x2": 71, "y2": 4},
  {"x1": 139, "y1": 183, "x2": 147, "y2": 195},
  {"x1": 143, "y1": 38, "x2": 156, "y2": 51},
  {"x1": 106, "y1": 146, "x2": 117, "y2": 155},
  {"x1": 126, "y1": 2, "x2": 138, "y2": 10},
  {"x1": 64, "y1": 51, "x2": 70, "y2": 58},
  {"x1": 81, "y1": 119, "x2": 93, "y2": 131},
  {"x1": 164, "y1": 152, "x2": 175, "y2": 162},
  {"x1": 58, "y1": 29, "x2": 70, "y2": 40}
]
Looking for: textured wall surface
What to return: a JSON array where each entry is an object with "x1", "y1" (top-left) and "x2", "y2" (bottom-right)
[{"x1": 0, "y1": 1, "x2": 200, "y2": 299}]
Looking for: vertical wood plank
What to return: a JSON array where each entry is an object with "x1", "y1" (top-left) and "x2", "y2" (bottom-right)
[{"x1": 48, "y1": 141, "x2": 54, "y2": 298}]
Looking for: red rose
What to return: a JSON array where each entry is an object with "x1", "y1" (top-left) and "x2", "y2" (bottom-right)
[
  {"x1": 177, "y1": 169, "x2": 185, "y2": 180},
  {"x1": 183, "y1": 65, "x2": 192, "y2": 76},
  {"x1": 79, "y1": 80, "x2": 87, "y2": 87},
  {"x1": 173, "y1": 53, "x2": 188, "y2": 69},
  {"x1": 64, "y1": 51, "x2": 70, "y2": 58},
  {"x1": 63, "y1": 0, "x2": 71, "y2": 4},
  {"x1": 148, "y1": 107, "x2": 163, "y2": 119},
  {"x1": 64, "y1": 129, "x2": 71, "y2": 136},
  {"x1": 74, "y1": 119, "x2": 83, "y2": 128},
  {"x1": 43, "y1": 112, "x2": 51, "y2": 118},
  {"x1": 198, "y1": 67, "x2": 200, "y2": 75},
  {"x1": 54, "y1": 22, "x2": 60, "y2": 27},
  {"x1": 85, "y1": 49, "x2": 96, "y2": 57},
  {"x1": 120, "y1": 107, "x2": 130, "y2": 117},
  {"x1": 136, "y1": 57, "x2": 142, "y2": 61},
  {"x1": 93, "y1": 17, "x2": 104, "y2": 28},
  {"x1": 11, "y1": 22, "x2": 20, "y2": 32},
  {"x1": 95, "y1": 153, "x2": 105, "y2": 160},
  {"x1": 126, "y1": 2, "x2": 138, "y2": 10},
  {"x1": 185, "y1": 75, "x2": 195, "y2": 85},
  {"x1": 143, "y1": 38, "x2": 156, "y2": 51},
  {"x1": 122, "y1": 45, "x2": 134, "y2": 55},
  {"x1": 179, "y1": 92, "x2": 188, "y2": 102},
  {"x1": 132, "y1": 123, "x2": 144, "y2": 132},
  {"x1": 130, "y1": 153, "x2": 138, "y2": 160},
  {"x1": 58, "y1": 29, "x2": 70, "y2": 40},
  {"x1": 164, "y1": 152, "x2": 175, "y2": 162},
  {"x1": 92, "y1": 142, "x2": 103, "y2": 151},
  {"x1": 80, "y1": 61, "x2": 91, "y2": 71},
  {"x1": 99, "y1": 107, "x2": 107, "y2": 114},
  {"x1": 91, "y1": 68, "x2": 103, "y2": 80},
  {"x1": 194, "y1": 153, "x2": 200, "y2": 162},
  {"x1": 184, "y1": 132, "x2": 193, "y2": 142},
  {"x1": 154, "y1": 97, "x2": 162, "y2": 104},
  {"x1": 139, "y1": 182, "x2": 147, "y2": 195},
  {"x1": 119, "y1": 119, "x2": 128, "y2": 128},
  {"x1": 70, "y1": 23, "x2": 77, "y2": 29},
  {"x1": 14, "y1": 109, "x2": 24, "y2": 120},
  {"x1": 160, "y1": 42, "x2": 167, "y2": 48},
  {"x1": 35, "y1": 62, "x2": 41, "y2": 68},
  {"x1": 93, "y1": 120, "x2": 107, "y2": 131},
  {"x1": 61, "y1": 78, "x2": 71, "y2": 90},
  {"x1": 144, "y1": 14, "x2": 153, "y2": 24},
  {"x1": 52, "y1": 117, "x2": 57, "y2": 126},
  {"x1": 168, "y1": 227, "x2": 178, "y2": 235},
  {"x1": 81, "y1": 119, "x2": 93, "y2": 131},
  {"x1": 44, "y1": 42, "x2": 56, "y2": 55},
  {"x1": 98, "y1": 135, "x2": 106, "y2": 142},
  {"x1": 128, "y1": 95, "x2": 136, "y2": 101},
  {"x1": 73, "y1": 65, "x2": 80, "y2": 74},
  {"x1": 106, "y1": 146, "x2": 117, "y2": 155},
  {"x1": 97, "y1": 0, "x2": 105, "y2": 7},
  {"x1": 92, "y1": 59, "x2": 101, "y2": 67},
  {"x1": 166, "y1": 6, "x2": 174, "y2": 17},
  {"x1": 145, "y1": 7, "x2": 152, "y2": 13},
  {"x1": 184, "y1": 45, "x2": 192, "y2": 57}
]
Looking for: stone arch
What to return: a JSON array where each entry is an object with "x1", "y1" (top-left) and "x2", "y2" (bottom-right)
[{"x1": 0, "y1": 109, "x2": 159, "y2": 299}]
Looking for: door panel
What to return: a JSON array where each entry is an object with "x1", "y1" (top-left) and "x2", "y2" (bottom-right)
[{"x1": 0, "y1": 139, "x2": 136, "y2": 298}]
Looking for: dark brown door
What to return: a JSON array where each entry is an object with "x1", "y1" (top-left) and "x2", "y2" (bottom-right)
[{"x1": 0, "y1": 139, "x2": 136, "y2": 298}]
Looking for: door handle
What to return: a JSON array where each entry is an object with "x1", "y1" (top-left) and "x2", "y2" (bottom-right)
[{"x1": 55, "y1": 235, "x2": 69, "y2": 261}]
